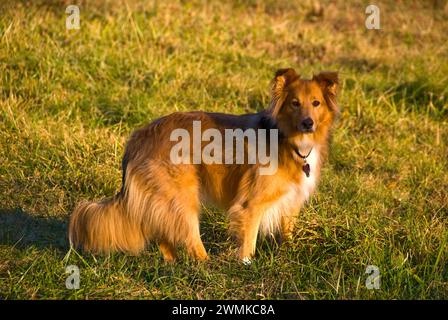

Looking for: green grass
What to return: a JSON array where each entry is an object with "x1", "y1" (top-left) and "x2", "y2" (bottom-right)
[{"x1": 0, "y1": 0, "x2": 447, "y2": 299}]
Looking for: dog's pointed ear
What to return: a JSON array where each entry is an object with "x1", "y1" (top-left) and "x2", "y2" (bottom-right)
[
  {"x1": 313, "y1": 71, "x2": 339, "y2": 113},
  {"x1": 269, "y1": 68, "x2": 299, "y2": 118}
]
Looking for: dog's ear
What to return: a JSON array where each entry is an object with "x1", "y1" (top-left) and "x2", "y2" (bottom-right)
[
  {"x1": 313, "y1": 71, "x2": 339, "y2": 113},
  {"x1": 269, "y1": 68, "x2": 299, "y2": 118}
]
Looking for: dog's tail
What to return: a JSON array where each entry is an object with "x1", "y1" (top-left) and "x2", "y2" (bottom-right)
[{"x1": 68, "y1": 194, "x2": 145, "y2": 255}]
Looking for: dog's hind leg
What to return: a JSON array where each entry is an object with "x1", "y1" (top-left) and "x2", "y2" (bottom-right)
[
  {"x1": 140, "y1": 162, "x2": 208, "y2": 261},
  {"x1": 184, "y1": 216, "x2": 208, "y2": 261},
  {"x1": 159, "y1": 241, "x2": 177, "y2": 262}
]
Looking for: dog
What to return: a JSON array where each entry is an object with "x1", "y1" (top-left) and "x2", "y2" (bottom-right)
[{"x1": 69, "y1": 68, "x2": 339, "y2": 263}]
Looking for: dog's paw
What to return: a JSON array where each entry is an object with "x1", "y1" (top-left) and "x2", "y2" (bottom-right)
[{"x1": 241, "y1": 257, "x2": 252, "y2": 265}]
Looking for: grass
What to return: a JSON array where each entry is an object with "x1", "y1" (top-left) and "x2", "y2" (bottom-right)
[{"x1": 0, "y1": 0, "x2": 447, "y2": 299}]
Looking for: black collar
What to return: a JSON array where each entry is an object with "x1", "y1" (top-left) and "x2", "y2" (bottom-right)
[
  {"x1": 293, "y1": 146, "x2": 313, "y2": 178},
  {"x1": 293, "y1": 146, "x2": 313, "y2": 160}
]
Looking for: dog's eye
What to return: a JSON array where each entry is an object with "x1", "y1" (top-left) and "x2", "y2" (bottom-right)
[
  {"x1": 312, "y1": 100, "x2": 320, "y2": 107},
  {"x1": 291, "y1": 100, "x2": 300, "y2": 108}
]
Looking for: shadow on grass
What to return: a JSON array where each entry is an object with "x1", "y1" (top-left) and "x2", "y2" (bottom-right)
[
  {"x1": 389, "y1": 79, "x2": 448, "y2": 117},
  {"x1": 1, "y1": 0, "x2": 74, "y2": 13},
  {"x1": 360, "y1": 76, "x2": 448, "y2": 119},
  {"x1": 336, "y1": 57, "x2": 382, "y2": 72},
  {"x1": 0, "y1": 208, "x2": 68, "y2": 251}
]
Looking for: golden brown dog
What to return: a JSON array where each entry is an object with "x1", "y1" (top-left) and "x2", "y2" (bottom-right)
[{"x1": 69, "y1": 68, "x2": 339, "y2": 263}]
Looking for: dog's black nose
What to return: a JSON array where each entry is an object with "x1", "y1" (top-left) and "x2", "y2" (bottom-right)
[{"x1": 301, "y1": 117, "x2": 314, "y2": 130}]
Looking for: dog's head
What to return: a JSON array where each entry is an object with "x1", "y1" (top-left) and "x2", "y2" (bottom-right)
[{"x1": 268, "y1": 68, "x2": 339, "y2": 139}]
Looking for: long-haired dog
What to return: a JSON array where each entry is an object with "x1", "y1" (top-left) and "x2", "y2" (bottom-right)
[{"x1": 69, "y1": 68, "x2": 339, "y2": 263}]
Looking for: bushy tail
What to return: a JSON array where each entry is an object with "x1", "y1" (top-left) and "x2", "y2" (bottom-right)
[{"x1": 68, "y1": 195, "x2": 145, "y2": 255}]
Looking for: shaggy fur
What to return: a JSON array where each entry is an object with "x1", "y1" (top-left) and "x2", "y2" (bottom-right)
[{"x1": 69, "y1": 68, "x2": 339, "y2": 262}]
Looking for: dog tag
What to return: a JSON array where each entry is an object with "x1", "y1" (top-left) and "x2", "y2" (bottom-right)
[{"x1": 303, "y1": 163, "x2": 310, "y2": 177}]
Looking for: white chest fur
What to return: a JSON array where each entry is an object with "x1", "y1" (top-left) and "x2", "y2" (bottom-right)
[
  {"x1": 299, "y1": 147, "x2": 319, "y2": 201},
  {"x1": 259, "y1": 147, "x2": 320, "y2": 236}
]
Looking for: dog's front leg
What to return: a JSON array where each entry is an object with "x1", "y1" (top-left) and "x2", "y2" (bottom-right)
[
  {"x1": 281, "y1": 213, "x2": 298, "y2": 243},
  {"x1": 229, "y1": 204, "x2": 264, "y2": 264}
]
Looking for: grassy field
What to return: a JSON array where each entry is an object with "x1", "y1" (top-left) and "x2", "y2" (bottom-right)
[{"x1": 0, "y1": 0, "x2": 447, "y2": 299}]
